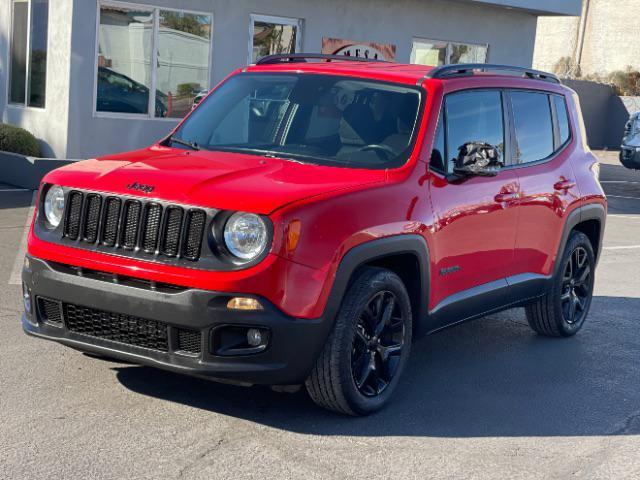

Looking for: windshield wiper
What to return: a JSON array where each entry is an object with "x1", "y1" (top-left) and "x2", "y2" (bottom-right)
[
  {"x1": 204, "y1": 146, "x2": 319, "y2": 165},
  {"x1": 167, "y1": 135, "x2": 200, "y2": 151}
]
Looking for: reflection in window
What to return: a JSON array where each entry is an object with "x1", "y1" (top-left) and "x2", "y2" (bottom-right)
[
  {"x1": 250, "y1": 15, "x2": 300, "y2": 64},
  {"x1": 9, "y1": 0, "x2": 48, "y2": 107},
  {"x1": 411, "y1": 38, "x2": 488, "y2": 67},
  {"x1": 553, "y1": 95, "x2": 571, "y2": 145},
  {"x1": 157, "y1": 11, "x2": 212, "y2": 118},
  {"x1": 97, "y1": 6, "x2": 153, "y2": 115},
  {"x1": 410, "y1": 40, "x2": 447, "y2": 67},
  {"x1": 174, "y1": 74, "x2": 421, "y2": 169},
  {"x1": 27, "y1": 0, "x2": 48, "y2": 107},
  {"x1": 95, "y1": 5, "x2": 213, "y2": 118},
  {"x1": 445, "y1": 90, "x2": 504, "y2": 171},
  {"x1": 511, "y1": 92, "x2": 554, "y2": 164},
  {"x1": 9, "y1": 0, "x2": 28, "y2": 104}
]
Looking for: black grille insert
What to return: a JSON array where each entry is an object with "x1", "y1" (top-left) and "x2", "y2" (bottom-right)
[
  {"x1": 142, "y1": 203, "x2": 162, "y2": 253},
  {"x1": 183, "y1": 210, "x2": 206, "y2": 260},
  {"x1": 64, "y1": 303, "x2": 169, "y2": 352},
  {"x1": 37, "y1": 297, "x2": 63, "y2": 325},
  {"x1": 82, "y1": 194, "x2": 102, "y2": 243},
  {"x1": 61, "y1": 190, "x2": 206, "y2": 261},
  {"x1": 176, "y1": 328, "x2": 202, "y2": 355},
  {"x1": 160, "y1": 206, "x2": 184, "y2": 257},
  {"x1": 102, "y1": 197, "x2": 122, "y2": 247},
  {"x1": 64, "y1": 191, "x2": 83, "y2": 240},
  {"x1": 121, "y1": 200, "x2": 142, "y2": 249}
]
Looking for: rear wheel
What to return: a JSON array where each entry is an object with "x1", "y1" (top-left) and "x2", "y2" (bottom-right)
[
  {"x1": 526, "y1": 231, "x2": 595, "y2": 337},
  {"x1": 305, "y1": 267, "x2": 412, "y2": 415}
]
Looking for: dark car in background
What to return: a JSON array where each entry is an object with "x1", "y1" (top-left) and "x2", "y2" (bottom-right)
[
  {"x1": 97, "y1": 67, "x2": 168, "y2": 118},
  {"x1": 620, "y1": 112, "x2": 640, "y2": 170}
]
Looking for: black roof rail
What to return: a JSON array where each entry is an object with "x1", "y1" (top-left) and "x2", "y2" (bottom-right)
[
  {"x1": 255, "y1": 53, "x2": 388, "y2": 65},
  {"x1": 426, "y1": 63, "x2": 561, "y2": 84}
]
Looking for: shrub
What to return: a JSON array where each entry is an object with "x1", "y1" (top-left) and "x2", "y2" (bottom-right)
[
  {"x1": 0, "y1": 123, "x2": 41, "y2": 157},
  {"x1": 177, "y1": 82, "x2": 201, "y2": 98}
]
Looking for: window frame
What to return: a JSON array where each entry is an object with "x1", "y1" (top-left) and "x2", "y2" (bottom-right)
[
  {"x1": 92, "y1": 0, "x2": 214, "y2": 121},
  {"x1": 410, "y1": 36, "x2": 489, "y2": 67},
  {"x1": 7, "y1": 0, "x2": 50, "y2": 110},
  {"x1": 503, "y1": 89, "x2": 574, "y2": 170},
  {"x1": 432, "y1": 88, "x2": 510, "y2": 176},
  {"x1": 248, "y1": 13, "x2": 303, "y2": 65}
]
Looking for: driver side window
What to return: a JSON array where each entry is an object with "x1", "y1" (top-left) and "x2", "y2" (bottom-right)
[{"x1": 445, "y1": 90, "x2": 504, "y2": 173}]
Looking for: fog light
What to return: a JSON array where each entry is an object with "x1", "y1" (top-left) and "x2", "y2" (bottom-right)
[
  {"x1": 227, "y1": 297, "x2": 263, "y2": 311},
  {"x1": 247, "y1": 328, "x2": 263, "y2": 347},
  {"x1": 24, "y1": 256, "x2": 30, "y2": 270},
  {"x1": 22, "y1": 283, "x2": 31, "y2": 314}
]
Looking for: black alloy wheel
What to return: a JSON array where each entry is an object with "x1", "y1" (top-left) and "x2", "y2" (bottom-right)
[
  {"x1": 561, "y1": 246, "x2": 592, "y2": 325},
  {"x1": 351, "y1": 291, "x2": 406, "y2": 397}
]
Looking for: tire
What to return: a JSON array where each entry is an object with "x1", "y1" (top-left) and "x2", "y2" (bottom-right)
[
  {"x1": 525, "y1": 230, "x2": 595, "y2": 337},
  {"x1": 305, "y1": 267, "x2": 413, "y2": 415}
]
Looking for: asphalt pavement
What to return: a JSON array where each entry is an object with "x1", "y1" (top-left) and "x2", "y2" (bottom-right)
[{"x1": 0, "y1": 153, "x2": 639, "y2": 480}]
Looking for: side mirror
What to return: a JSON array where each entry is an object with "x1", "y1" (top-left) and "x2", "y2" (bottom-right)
[{"x1": 452, "y1": 142, "x2": 504, "y2": 178}]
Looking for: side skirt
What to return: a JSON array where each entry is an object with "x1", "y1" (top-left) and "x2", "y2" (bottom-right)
[{"x1": 425, "y1": 273, "x2": 551, "y2": 334}]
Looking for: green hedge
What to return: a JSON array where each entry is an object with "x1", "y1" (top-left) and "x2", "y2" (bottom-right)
[{"x1": 0, "y1": 123, "x2": 41, "y2": 157}]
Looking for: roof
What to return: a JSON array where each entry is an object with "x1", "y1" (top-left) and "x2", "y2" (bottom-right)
[{"x1": 244, "y1": 61, "x2": 435, "y2": 85}]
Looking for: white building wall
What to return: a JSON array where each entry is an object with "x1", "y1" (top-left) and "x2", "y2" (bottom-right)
[
  {"x1": 534, "y1": 0, "x2": 640, "y2": 77},
  {"x1": 0, "y1": 0, "x2": 74, "y2": 157}
]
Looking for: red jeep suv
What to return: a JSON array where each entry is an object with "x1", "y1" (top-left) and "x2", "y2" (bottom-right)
[{"x1": 22, "y1": 55, "x2": 606, "y2": 415}]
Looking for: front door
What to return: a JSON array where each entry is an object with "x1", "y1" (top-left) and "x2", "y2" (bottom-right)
[{"x1": 428, "y1": 89, "x2": 520, "y2": 324}]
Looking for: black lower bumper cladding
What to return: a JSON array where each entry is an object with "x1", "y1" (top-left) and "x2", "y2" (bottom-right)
[{"x1": 21, "y1": 256, "x2": 332, "y2": 385}]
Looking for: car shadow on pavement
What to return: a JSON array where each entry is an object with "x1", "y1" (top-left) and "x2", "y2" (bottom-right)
[
  {"x1": 114, "y1": 295, "x2": 640, "y2": 438},
  {"x1": 600, "y1": 163, "x2": 640, "y2": 215}
]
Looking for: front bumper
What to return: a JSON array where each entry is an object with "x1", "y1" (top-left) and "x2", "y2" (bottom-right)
[
  {"x1": 620, "y1": 146, "x2": 640, "y2": 170},
  {"x1": 21, "y1": 256, "x2": 333, "y2": 385}
]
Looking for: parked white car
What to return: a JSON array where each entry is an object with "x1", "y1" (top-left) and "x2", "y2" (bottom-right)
[{"x1": 620, "y1": 112, "x2": 640, "y2": 169}]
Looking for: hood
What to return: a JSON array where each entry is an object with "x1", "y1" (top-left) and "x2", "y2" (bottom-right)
[{"x1": 44, "y1": 146, "x2": 387, "y2": 214}]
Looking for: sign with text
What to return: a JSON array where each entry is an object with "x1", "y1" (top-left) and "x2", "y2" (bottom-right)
[{"x1": 321, "y1": 37, "x2": 396, "y2": 62}]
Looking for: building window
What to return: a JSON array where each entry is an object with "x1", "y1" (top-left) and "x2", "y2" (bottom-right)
[
  {"x1": 249, "y1": 14, "x2": 302, "y2": 64},
  {"x1": 9, "y1": 0, "x2": 49, "y2": 108},
  {"x1": 411, "y1": 38, "x2": 488, "y2": 67},
  {"x1": 96, "y1": 2, "x2": 212, "y2": 119}
]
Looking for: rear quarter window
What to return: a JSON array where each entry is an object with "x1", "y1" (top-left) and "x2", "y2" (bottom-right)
[
  {"x1": 553, "y1": 95, "x2": 571, "y2": 145},
  {"x1": 510, "y1": 91, "x2": 554, "y2": 164}
]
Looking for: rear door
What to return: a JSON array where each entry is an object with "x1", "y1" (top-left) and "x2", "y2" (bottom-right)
[
  {"x1": 506, "y1": 90, "x2": 579, "y2": 291},
  {"x1": 428, "y1": 89, "x2": 520, "y2": 322}
]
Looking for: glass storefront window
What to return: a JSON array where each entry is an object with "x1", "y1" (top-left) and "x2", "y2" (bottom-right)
[
  {"x1": 250, "y1": 15, "x2": 301, "y2": 64},
  {"x1": 411, "y1": 38, "x2": 488, "y2": 67},
  {"x1": 9, "y1": 0, "x2": 49, "y2": 108},
  {"x1": 28, "y1": 0, "x2": 49, "y2": 107},
  {"x1": 410, "y1": 40, "x2": 447, "y2": 67},
  {"x1": 97, "y1": 6, "x2": 154, "y2": 115},
  {"x1": 95, "y1": 3, "x2": 213, "y2": 119},
  {"x1": 157, "y1": 10, "x2": 212, "y2": 118}
]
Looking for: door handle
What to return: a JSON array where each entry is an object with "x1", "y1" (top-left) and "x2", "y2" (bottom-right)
[
  {"x1": 494, "y1": 192, "x2": 519, "y2": 203},
  {"x1": 554, "y1": 179, "x2": 576, "y2": 192}
]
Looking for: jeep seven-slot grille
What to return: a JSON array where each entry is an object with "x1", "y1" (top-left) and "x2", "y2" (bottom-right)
[
  {"x1": 35, "y1": 297, "x2": 203, "y2": 356},
  {"x1": 62, "y1": 191, "x2": 206, "y2": 261}
]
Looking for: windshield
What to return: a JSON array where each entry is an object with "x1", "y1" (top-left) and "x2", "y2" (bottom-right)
[{"x1": 170, "y1": 73, "x2": 422, "y2": 169}]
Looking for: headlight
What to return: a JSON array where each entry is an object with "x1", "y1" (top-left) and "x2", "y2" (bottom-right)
[
  {"x1": 44, "y1": 185, "x2": 65, "y2": 228},
  {"x1": 223, "y1": 212, "x2": 268, "y2": 260}
]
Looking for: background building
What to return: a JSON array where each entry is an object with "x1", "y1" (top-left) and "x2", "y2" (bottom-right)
[
  {"x1": 0, "y1": 0, "x2": 581, "y2": 159},
  {"x1": 534, "y1": 0, "x2": 640, "y2": 77}
]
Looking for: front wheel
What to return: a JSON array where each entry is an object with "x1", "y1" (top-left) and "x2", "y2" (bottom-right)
[
  {"x1": 526, "y1": 230, "x2": 595, "y2": 337},
  {"x1": 305, "y1": 267, "x2": 413, "y2": 415}
]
